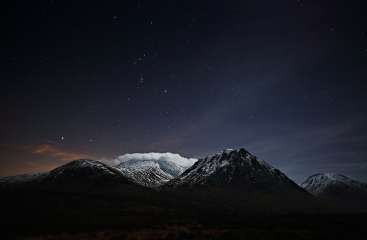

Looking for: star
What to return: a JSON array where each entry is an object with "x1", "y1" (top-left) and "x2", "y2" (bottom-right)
[
  {"x1": 133, "y1": 57, "x2": 143, "y2": 65},
  {"x1": 112, "y1": 16, "x2": 120, "y2": 24},
  {"x1": 163, "y1": 89, "x2": 168, "y2": 94},
  {"x1": 139, "y1": 74, "x2": 144, "y2": 83},
  {"x1": 61, "y1": 136, "x2": 65, "y2": 141}
]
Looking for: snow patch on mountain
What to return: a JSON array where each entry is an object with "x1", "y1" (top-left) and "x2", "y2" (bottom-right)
[
  {"x1": 119, "y1": 167, "x2": 172, "y2": 187},
  {"x1": 114, "y1": 152, "x2": 197, "y2": 177}
]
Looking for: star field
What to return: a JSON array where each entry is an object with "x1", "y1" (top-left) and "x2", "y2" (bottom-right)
[{"x1": 1, "y1": 0, "x2": 367, "y2": 183}]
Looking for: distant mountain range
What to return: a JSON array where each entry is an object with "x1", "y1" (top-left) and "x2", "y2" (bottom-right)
[
  {"x1": 1, "y1": 148, "x2": 366, "y2": 213},
  {"x1": 0, "y1": 154, "x2": 193, "y2": 189}
]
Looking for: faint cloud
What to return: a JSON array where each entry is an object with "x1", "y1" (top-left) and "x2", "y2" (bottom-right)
[
  {"x1": 32, "y1": 144, "x2": 92, "y2": 161},
  {"x1": 0, "y1": 144, "x2": 94, "y2": 176}
]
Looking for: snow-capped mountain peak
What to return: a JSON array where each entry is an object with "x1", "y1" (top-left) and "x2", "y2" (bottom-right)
[
  {"x1": 301, "y1": 173, "x2": 367, "y2": 196},
  {"x1": 180, "y1": 148, "x2": 277, "y2": 179},
  {"x1": 166, "y1": 148, "x2": 303, "y2": 192}
]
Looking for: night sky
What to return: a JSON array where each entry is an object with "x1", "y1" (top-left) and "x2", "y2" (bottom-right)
[{"x1": 2, "y1": 0, "x2": 367, "y2": 183}]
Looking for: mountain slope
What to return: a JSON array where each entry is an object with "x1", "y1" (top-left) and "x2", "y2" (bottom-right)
[
  {"x1": 115, "y1": 154, "x2": 197, "y2": 187},
  {"x1": 116, "y1": 157, "x2": 191, "y2": 177},
  {"x1": 301, "y1": 173, "x2": 367, "y2": 195},
  {"x1": 40, "y1": 159, "x2": 134, "y2": 188},
  {"x1": 119, "y1": 167, "x2": 173, "y2": 187},
  {"x1": 117, "y1": 159, "x2": 180, "y2": 177},
  {"x1": 301, "y1": 173, "x2": 367, "y2": 210}
]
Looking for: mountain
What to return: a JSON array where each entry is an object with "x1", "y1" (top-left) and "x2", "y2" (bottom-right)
[
  {"x1": 119, "y1": 167, "x2": 173, "y2": 187},
  {"x1": 39, "y1": 159, "x2": 135, "y2": 190},
  {"x1": 0, "y1": 159, "x2": 137, "y2": 192},
  {"x1": 166, "y1": 148, "x2": 305, "y2": 193},
  {"x1": 162, "y1": 148, "x2": 315, "y2": 214},
  {"x1": 301, "y1": 173, "x2": 367, "y2": 196},
  {"x1": 301, "y1": 173, "x2": 367, "y2": 210}
]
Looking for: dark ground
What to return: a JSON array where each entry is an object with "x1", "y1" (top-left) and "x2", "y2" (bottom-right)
[{"x1": 1, "y1": 188, "x2": 366, "y2": 239}]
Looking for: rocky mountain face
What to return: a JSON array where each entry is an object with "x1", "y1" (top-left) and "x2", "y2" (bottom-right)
[
  {"x1": 119, "y1": 167, "x2": 173, "y2": 187},
  {"x1": 115, "y1": 155, "x2": 196, "y2": 187},
  {"x1": 116, "y1": 158, "x2": 189, "y2": 177}
]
